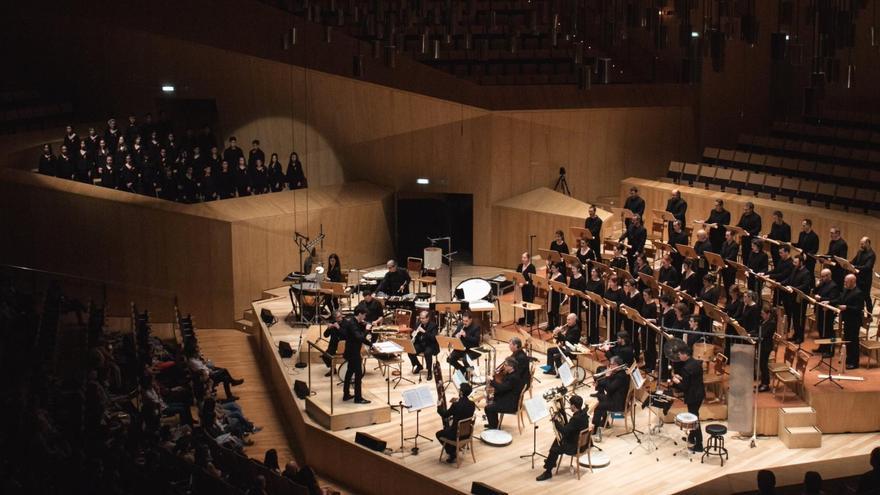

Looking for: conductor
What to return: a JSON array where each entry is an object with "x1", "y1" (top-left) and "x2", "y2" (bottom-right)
[{"x1": 342, "y1": 307, "x2": 373, "y2": 404}]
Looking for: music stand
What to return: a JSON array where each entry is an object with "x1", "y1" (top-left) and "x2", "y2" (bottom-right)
[
  {"x1": 601, "y1": 296, "x2": 621, "y2": 342},
  {"x1": 704, "y1": 251, "x2": 727, "y2": 274},
  {"x1": 561, "y1": 254, "x2": 581, "y2": 269},
  {"x1": 834, "y1": 256, "x2": 858, "y2": 274},
  {"x1": 726, "y1": 225, "x2": 747, "y2": 240},
  {"x1": 657, "y1": 283, "x2": 678, "y2": 299},
  {"x1": 569, "y1": 226, "x2": 593, "y2": 242},
  {"x1": 638, "y1": 272, "x2": 659, "y2": 291},
  {"x1": 613, "y1": 267, "x2": 635, "y2": 284},
  {"x1": 436, "y1": 335, "x2": 466, "y2": 389},
  {"x1": 538, "y1": 249, "x2": 562, "y2": 265},
  {"x1": 520, "y1": 396, "x2": 551, "y2": 468},
  {"x1": 700, "y1": 301, "x2": 729, "y2": 338},
  {"x1": 675, "y1": 244, "x2": 699, "y2": 261}
]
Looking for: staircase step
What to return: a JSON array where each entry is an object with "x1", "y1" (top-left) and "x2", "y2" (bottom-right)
[
  {"x1": 778, "y1": 406, "x2": 817, "y2": 429},
  {"x1": 235, "y1": 318, "x2": 256, "y2": 334},
  {"x1": 780, "y1": 426, "x2": 822, "y2": 449}
]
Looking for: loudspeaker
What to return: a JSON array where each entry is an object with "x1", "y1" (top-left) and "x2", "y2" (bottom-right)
[
  {"x1": 278, "y1": 340, "x2": 294, "y2": 358},
  {"x1": 261, "y1": 308, "x2": 277, "y2": 326},
  {"x1": 471, "y1": 482, "x2": 508, "y2": 495},
  {"x1": 354, "y1": 432, "x2": 386, "y2": 452},
  {"x1": 293, "y1": 380, "x2": 310, "y2": 399}
]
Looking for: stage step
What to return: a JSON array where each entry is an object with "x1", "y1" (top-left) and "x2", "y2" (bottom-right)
[
  {"x1": 236, "y1": 318, "x2": 256, "y2": 334},
  {"x1": 780, "y1": 426, "x2": 822, "y2": 449},
  {"x1": 778, "y1": 406, "x2": 818, "y2": 429}
]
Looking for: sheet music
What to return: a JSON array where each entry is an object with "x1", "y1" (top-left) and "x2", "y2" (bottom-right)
[
  {"x1": 524, "y1": 396, "x2": 550, "y2": 424},
  {"x1": 401, "y1": 386, "x2": 436, "y2": 411},
  {"x1": 372, "y1": 341, "x2": 404, "y2": 354},
  {"x1": 565, "y1": 341, "x2": 577, "y2": 351},
  {"x1": 452, "y1": 370, "x2": 467, "y2": 388},
  {"x1": 558, "y1": 363, "x2": 574, "y2": 387},
  {"x1": 631, "y1": 368, "x2": 645, "y2": 390}
]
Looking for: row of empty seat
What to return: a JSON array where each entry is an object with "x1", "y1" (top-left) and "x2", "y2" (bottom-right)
[
  {"x1": 806, "y1": 109, "x2": 880, "y2": 132},
  {"x1": 770, "y1": 121, "x2": 880, "y2": 151},
  {"x1": 737, "y1": 134, "x2": 880, "y2": 170},
  {"x1": 666, "y1": 161, "x2": 880, "y2": 214}
]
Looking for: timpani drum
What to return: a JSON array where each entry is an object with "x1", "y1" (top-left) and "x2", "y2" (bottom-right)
[
  {"x1": 455, "y1": 278, "x2": 492, "y2": 302},
  {"x1": 479, "y1": 429, "x2": 513, "y2": 447},
  {"x1": 674, "y1": 412, "x2": 699, "y2": 431}
]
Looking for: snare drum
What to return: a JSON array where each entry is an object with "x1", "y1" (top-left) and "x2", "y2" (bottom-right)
[
  {"x1": 479, "y1": 429, "x2": 513, "y2": 447},
  {"x1": 674, "y1": 412, "x2": 699, "y2": 431},
  {"x1": 455, "y1": 278, "x2": 492, "y2": 302}
]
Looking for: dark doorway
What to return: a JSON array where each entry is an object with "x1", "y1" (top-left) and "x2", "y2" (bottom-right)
[
  {"x1": 396, "y1": 193, "x2": 473, "y2": 263},
  {"x1": 155, "y1": 98, "x2": 218, "y2": 140}
]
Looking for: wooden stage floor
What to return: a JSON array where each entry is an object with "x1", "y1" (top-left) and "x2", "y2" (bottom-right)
[{"x1": 254, "y1": 290, "x2": 880, "y2": 495}]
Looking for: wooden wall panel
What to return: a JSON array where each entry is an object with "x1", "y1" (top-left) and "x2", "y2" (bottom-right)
[{"x1": 621, "y1": 178, "x2": 880, "y2": 257}]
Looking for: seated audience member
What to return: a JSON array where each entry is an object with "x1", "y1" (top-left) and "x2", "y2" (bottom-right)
[
  {"x1": 803, "y1": 471, "x2": 823, "y2": 495},
  {"x1": 283, "y1": 460, "x2": 323, "y2": 495},
  {"x1": 757, "y1": 469, "x2": 776, "y2": 495},
  {"x1": 857, "y1": 447, "x2": 880, "y2": 494}
]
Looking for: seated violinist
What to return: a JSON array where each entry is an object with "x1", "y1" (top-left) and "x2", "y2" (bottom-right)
[
  {"x1": 484, "y1": 357, "x2": 524, "y2": 430},
  {"x1": 542, "y1": 313, "x2": 580, "y2": 375}
]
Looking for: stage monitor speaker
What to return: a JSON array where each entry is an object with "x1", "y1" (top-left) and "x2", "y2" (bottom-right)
[
  {"x1": 471, "y1": 482, "x2": 508, "y2": 495},
  {"x1": 293, "y1": 380, "x2": 310, "y2": 399},
  {"x1": 278, "y1": 340, "x2": 294, "y2": 358},
  {"x1": 354, "y1": 431, "x2": 387, "y2": 452},
  {"x1": 261, "y1": 308, "x2": 277, "y2": 326}
]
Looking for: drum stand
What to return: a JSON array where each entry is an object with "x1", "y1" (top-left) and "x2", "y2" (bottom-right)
[
  {"x1": 519, "y1": 424, "x2": 547, "y2": 469},
  {"x1": 404, "y1": 409, "x2": 433, "y2": 455}
]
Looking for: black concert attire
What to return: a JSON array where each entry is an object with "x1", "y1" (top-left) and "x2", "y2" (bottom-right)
[
  {"x1": 679, "y1": 271, "x2": 701, "y2": 299},
  {"x1": 610, "y1": 255, "x2": 629, "y2": 271},
  {"x1": 641, "y1": 300, "x2": 659, "y2": 373},
  {"x1": 377, "y1": 268, "x2": 411, "y2": 296},
  {"x1": 746, "y1": 249, "x2": 769, "y2": 294},
  {"x1": 698, "y1": 283, "x2": 720, "y2": 334},
  {"x1": 665, "y1": 196, "x2": 688, "y2": 237},
  {"x1": 268, "y1": 161, "x2": 285, "y2": 192},
  {"x1": 622, "y1": 289, "x2": 644, "y2": 358},
  {"x1": 669, "y1": 229, "x2": 690, "y2": 271},
  {"x1": 568, "y1": 273, "x2": 587, "y2": 321},
  {"x1": 657, "y1": 265, "x2": 680, "y2": 287},
  {"x1": 517, "y1": 262, "x2": 537, "y2": 325},
  {"x1": 38, "y1": 152, "x2": 56, "y2": 176},
  {"x1": 720, "y1": 239, "x2": 740, "y2": 290},
  {"x1": 584, "y1": 215, "x2": 603, "y2": 255},
  {"x1": 512, "y1": 349, "x2": 531, "y2": 385},
  {"x1": 794, "y1": 230, "x2": 820, "y2": 273},
  {"x1": 355, "y1": 298, "x2": 383, "y2": 324},
  {"x1": 234, "y1": 166, "x2": 251, "y2": 196},
  {"x1": 673, "y1": 357, "x2": 705, "y2": 451},
  {"x1": 634, "y1": 262, "x2": 654, "y2": 291},
  {"x1": 321, "y1": 321, "x2": 343, "y2": 368},
  {"x1": 217, "y1": 168, "x2": 235, "y2": 199},
  {"x1": 584, "y1": 277, "x2": 604, "y2": 344},
  {"x1": 737, "y1": 211, "x2": 762, "y2": 265},
  {"x1": 827, "y1": 238, "x2": 849, "y2": 288},
  {"x1": 813, "y1": 279, "x2": 840, "y2": 354},
  {"x1": 755, "y1": 312, "x2": 776, "y2": 387},
  {"x1": 222, "y1": 146, "x2": 245, "y2": 171},
  {"x1": 575, "y1": 247, "x2": 596, "y2": 268},
  {"x1": 852, "y1": 248, "x2": 876, "y2": 311},
  {"x1": 604, "y1": 286, "x2": 625, "y2": 337},
  {"x1": 542, "y1": 408, "x2": 590, "y2": 471},
  {"x1": 706, "y1": 208, "x2": 731, "y2": 253},
  {"x1": 250, "y1": 165, "x2": 269, "y2": 194},
  {"x1": 341, "y1": 317, "x2": 370, "y2": 401},
  {"x1": 619, "y1": 223, "x2": 647, "y2": 267},
  {"x1": 447, "y1": 321, "x2": 482, "y2": 374},
  {"x1": 592, "y1": 370, "x2": 629, "y2": 429},
  {"x1": 768, "y1": 221, "x2": 792, "y2": 266},
  {"x1": 436, "y1": 396, "x2": 476, "y2": 460},
  {"x1": 607, "y1": 342, "x2": 635, "y2": 367},
  {"x1": 546, "y1": 322, "x2": 580, "y2": 370},
  {"x1": 550, "y1": 240, "x2": 569, "y2": 257},
  {"x1": 623, "y1": 194, "x2": 646, "y2": 228},
  {"x1": 838, "y1": 287, "x2": 865, "y2": 368},
  {"x1": 547, "y1": 271, "x2": 566, "y2": 329},
  {"x1": 248, "y1": 147, "x2": 265, "y2": 170},
  {"x1": 408, "y1": 320, "x2": 439, "y2": 372},
  {"x1": 485, "y1": 373, "x2": 525, "y2": 429},
  {"x1": 768, "y1": 256, "x2": 794, "y2": 308},
  {"x1": 694, "y1": 238, "x2": 713, "y2": 280},
  {"x1": 286, "y1": 158, "x2": 307, "y2": 189},
  {"x1": 784, "y1": 266, "x2": 814, "y2": 342},
  {"x1": 658, "y1": 307, "x2": 677, "y2": 374}
]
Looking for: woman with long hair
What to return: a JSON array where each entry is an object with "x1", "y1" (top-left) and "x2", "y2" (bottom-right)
[{"x1": 285, "y1": 152, "x2": 307, "y2": 189}]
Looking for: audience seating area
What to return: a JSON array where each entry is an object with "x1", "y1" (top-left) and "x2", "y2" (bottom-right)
[
  {"x1": 0, "y1": 279, "x2": 327, "y2": 495},
  {"x1": 0, "y1": 87, "x2": 73, "y2": 134},
  {"x1": 665, "y1": 114, "x2": 880, "y2": 215}
]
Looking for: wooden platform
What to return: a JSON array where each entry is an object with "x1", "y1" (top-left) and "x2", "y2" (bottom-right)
[{"x1": 305, "y1": 391, "x2": 391, "y2": 431}]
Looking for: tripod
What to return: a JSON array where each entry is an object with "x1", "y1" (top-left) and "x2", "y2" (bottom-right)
[{"x1": 554, "y1": 167, "x2": 571, "y2": 196}]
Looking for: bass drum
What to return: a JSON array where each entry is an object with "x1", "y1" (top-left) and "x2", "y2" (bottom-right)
[
  {"x1": 572, "y1": 365, "x2": 587, "y2": 384},
  {"x1": 455, "y1": 278, "x2": 492, "y2": 302}
]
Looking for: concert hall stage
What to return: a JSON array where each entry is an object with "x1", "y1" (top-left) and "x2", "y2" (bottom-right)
[{"x1": 249, "y1": 282, "x2": 878, "y2": 495}]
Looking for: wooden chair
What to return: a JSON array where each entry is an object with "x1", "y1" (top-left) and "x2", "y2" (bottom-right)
[
  {"x1": 772, "y1": 349, "x2": 809, "y2": 402},
  {"x1": 556, "y1": 427, "x2": 594, "y2": 479},
  {"x1": 323, "y1": 281, "x2": 351, "y2": 311},
  {"x1": 769, "y1": 341, "x2": 798, "y2": 374},
  {"x1": 498, "y1": 386, "x2": 528, "y2": 434},
  {"x1": 406, "y1": 257, "x2": 424, "y2": 290},
  {"x1": 606, "y1": 380, "x2": 636, "y2": 437},
  {"x1": 860, "y1": 297, "x2": 880, "y2": 368},
  {"x1": 437, "y1": 418, "x2": 476, "y2": 468}
]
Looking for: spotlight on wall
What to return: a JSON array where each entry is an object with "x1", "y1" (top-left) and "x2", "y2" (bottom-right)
[
  {"x1": 691, "y1": 31, "x2": 700, "y2": 38},
  {"x1": 416, "y1": 178, "x2": 430, "y2": 185},
  {"x1": 161, "y1": 85, "x2": 175, "y2": 93}
]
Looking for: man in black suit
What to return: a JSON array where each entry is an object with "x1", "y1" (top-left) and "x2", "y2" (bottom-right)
[
  {"x1": 355, "y1": 290, "x2": 384, "y2": 325},
  {"x1": 768, "y1": 211, "x2": 792, "y2": 266},
  {"x1": 672, "y1": 346, "x2": 705, "y2": 452},
  {"x1": 812, "y1": 268, "x2": 840, "y2": 357},
  {"x1": 509, "y1": 337, "x2": 531, "y2": 385},
  {"x1": 408, "y1": 310, "x2": 440, "y2": 379},
  {"x1": 737, "y1": 202, "x2": 762, "y2": 265},
  {"x1": 765, "y1": 246, "x2": 794, "y2": 308},
  {"x1": 584, "y1": 205, "x2": 603, "y2": 255},
  {"x1": 784, "y1": 255, "x2": 815, "y2": 343},
  {"x1": 485, "y1": 357, "x2": 525, "y2": 429},
  {"x1": 436, "y1": 383, "x2": 476, "y2": 464},
  {"x1": 720, "y1": 230, "x2": 740, "y2": 290},
  {"x1": 623, "y1": 186, "x2": 645, "y2": 228},
  {"x1": 447, "y1": 312, "x2": 482, "y2": 374},
  {"x1": 665, "y1": 189, "x2": 688, "y2": 237},
  {"x1": 222, "y1": 136, "x2": 245, "y2": 171},
  {"x1": 591, "y1": 356, "x2": 629, "y2": 440},
  {"x1": 747, "y1": 239, "x2": 770, "y2": 294},
  {"x1": 703, "y1": 199, "x2": 731, "y2": 253},
  {"x1": 544, "y1": 313, "x2": 581, "y2": 374},
  {"x1": 698, "y1": 274, "x2": 720, "y2": 333},
  {"x1": 793, "y1": 219, "x2": 820, "y2": 274},
  {"x1": 755, "y1": 302, "x2": 776, "y2": 392},
  {"x1": 320, "y1": 310, "x2": 344, "y2": 376},
  {"x1": 852, "y1": 237, "x2": 876, "y2": 312},
  {"x1": 377, "y1": 259, "x2": 411, "y2": 296},
  {"x1": 536, "y1": 395, "x2": 590, "y2": 481},
  {"x1": 825, "y1": 227, "x2": 849, "y2": 288},
  {"x1": 668, "y1": 220, "x2": 690, "y2": 271},
  {"x1": 342, "y1": 308, "x2": 373, "y2": 404},
  {"x1": 618, "y1": 214, "x2": 647, "y2": 268},
  {"x1": 605, "y1": 331, "x2": 635, "y2": 368},
  {"x1": 837, "y1": 274, "x2": 865, "y2": 370}
]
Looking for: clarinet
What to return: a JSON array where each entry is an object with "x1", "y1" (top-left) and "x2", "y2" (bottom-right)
[{"x1": 433, "y1": 360, "x2": 452, "y2": 429}]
